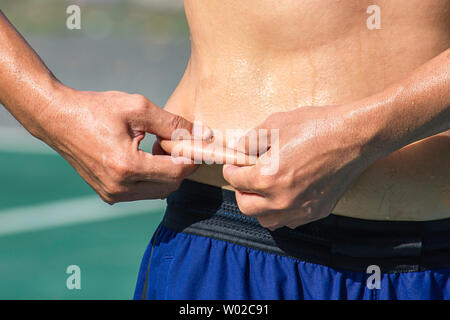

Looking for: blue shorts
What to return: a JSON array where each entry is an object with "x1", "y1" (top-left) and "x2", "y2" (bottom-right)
[{"x1": 134, "y1": 180, "x2": 450, "y2": 300}]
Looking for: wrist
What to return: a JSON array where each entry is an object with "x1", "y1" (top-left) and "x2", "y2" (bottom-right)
[
  {"x1": 31, "y1": 79, "x2": 75, "y2": 128},
  {"x1": 339, "y1": 91, "x2": 400, "y2": 166},
  {"x1": 30, "y1": 79, "x2": 76, "y2": 141}
]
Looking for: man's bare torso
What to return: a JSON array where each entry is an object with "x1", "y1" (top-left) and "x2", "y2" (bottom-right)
[{"x1": 163, "y1": 0, "x2": 450, "y2": 221}]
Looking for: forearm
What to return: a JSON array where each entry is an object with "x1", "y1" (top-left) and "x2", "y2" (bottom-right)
[
  {"x1": 0, "y1": 11, "x2": 64, "y2": 138},
  {"x1": 349, "y1": 48, "x2": 450, "y2": 162}
]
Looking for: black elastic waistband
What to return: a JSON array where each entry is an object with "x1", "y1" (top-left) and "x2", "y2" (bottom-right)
[{"x1": 163, "y1": 180, "x2": 450, "y2": 273}]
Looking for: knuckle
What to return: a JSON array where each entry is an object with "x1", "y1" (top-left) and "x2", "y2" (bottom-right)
[
  {"x1": 168, "y1": 115, "x2": 183, "y2": 130},
  {"x1": 281, "y1": 170, "x2": 296, "y2": 189},
  {"x1": 116, "y1": 162, "x2": 131, "y2": 177},
  {"x1": 133, "y1": 94, "x2": 148, "y2": 105},
  {"x1": 109, "y1": 158, "x2": 135, "y2": 180},
  {"x1": 253, "y1": 175, "x2": 273, "y2": 191},
  {"x1": 132, "y1": 94, "x2": 149, "y2": 112}
]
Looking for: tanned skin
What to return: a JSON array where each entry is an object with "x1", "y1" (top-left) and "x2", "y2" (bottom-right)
[
  {"x1": 1, "y1": 2, "x2": 449, "y2": 229},
  {"x1": 162, "y1": 0, "x2": 450, "y2": 226},
  {"x1": 0, "y1": 11, "x2": 212, "y2": 204}
]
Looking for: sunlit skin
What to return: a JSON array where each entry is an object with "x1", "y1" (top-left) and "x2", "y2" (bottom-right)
[
  {"x1": 160, "y1": 0, "x2": 450, "y2": 227},
  {"x1": 0, "y1": 1, "x2": 449, "y2": 229},
  {"x1": 0, "y1": 11, "x2": 213, "y2": 204}
]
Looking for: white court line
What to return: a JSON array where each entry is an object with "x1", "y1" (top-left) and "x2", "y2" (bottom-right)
[
  {"x1": 0, "y1": 196, "x2": 166, "y2": 237},
  {"x1": 0, "y1": 125, "x2": 165, "y2": 237}
]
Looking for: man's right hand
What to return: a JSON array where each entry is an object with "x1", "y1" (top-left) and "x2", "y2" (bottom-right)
[
  {"x1": 35, "y1": 86, "x2": 212, "y2": 204},
  {"x1": 0, "y1": 11, "x2": 213, "y2": 204}
]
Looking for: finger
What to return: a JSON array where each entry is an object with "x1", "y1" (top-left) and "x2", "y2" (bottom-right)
[
  {"x1": 134, "y1": 149, "x2": 197, "y2": 183},
  {"x1": 235, "y1": 191, "x2": 272, "y2": 216},
  {"x1": 233, "y1": 126, "x2": 272, "y2": 156},
  {"x1": 130, "y1": 98, "x2": 213, "y2": 140},
  {"x1": 223, "y1": 164, "x2": 261, "y2": 193},
  {"x1": 159, "y1": 139, "x2": 258, "y2": 166},
  {"x1": 250, "y1": 146, "x2": 281, "y2": 177}
]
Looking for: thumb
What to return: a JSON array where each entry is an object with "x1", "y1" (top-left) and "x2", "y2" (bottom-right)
[
  {"x1": 134, "y1": 101, "x2": 213, "y2": 141},
  {"x1": 232, "y1": 124, "x2": 272, "y2": 156}
]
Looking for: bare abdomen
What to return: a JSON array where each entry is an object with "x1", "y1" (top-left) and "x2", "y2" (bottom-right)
[{"x1": 161, "y1": 0, "x2": 450, "y2": 221}]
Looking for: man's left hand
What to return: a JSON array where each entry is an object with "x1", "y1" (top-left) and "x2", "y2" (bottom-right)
[{"x1": 223, "y1": 105, "x2": 376, "y2": 230}]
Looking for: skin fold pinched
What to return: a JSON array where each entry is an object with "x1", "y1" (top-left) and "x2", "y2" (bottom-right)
[{"x1": 159, "y1": 139, "x2": 258, "y2": 166}]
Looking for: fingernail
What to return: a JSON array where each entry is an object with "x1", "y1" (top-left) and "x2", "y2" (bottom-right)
[
  {"x1": 202, "y1": 126, "x2": 213, "y2": 140},
  {"x1": 193, "y1": 122, "x2": 213, "y2": 141}
]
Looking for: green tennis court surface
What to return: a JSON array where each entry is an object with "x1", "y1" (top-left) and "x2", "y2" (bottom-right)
[
  {"x1": 0, "y1": 150, "x2": 164, "y2": 299},
  {"x1": 0, "y1": 0, "x2": 189, "y2": 300}
]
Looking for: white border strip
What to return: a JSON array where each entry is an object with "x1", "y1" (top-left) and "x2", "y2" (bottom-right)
[{"x1": 0, "y1": 196, "x2": 166, "y2": 237}]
